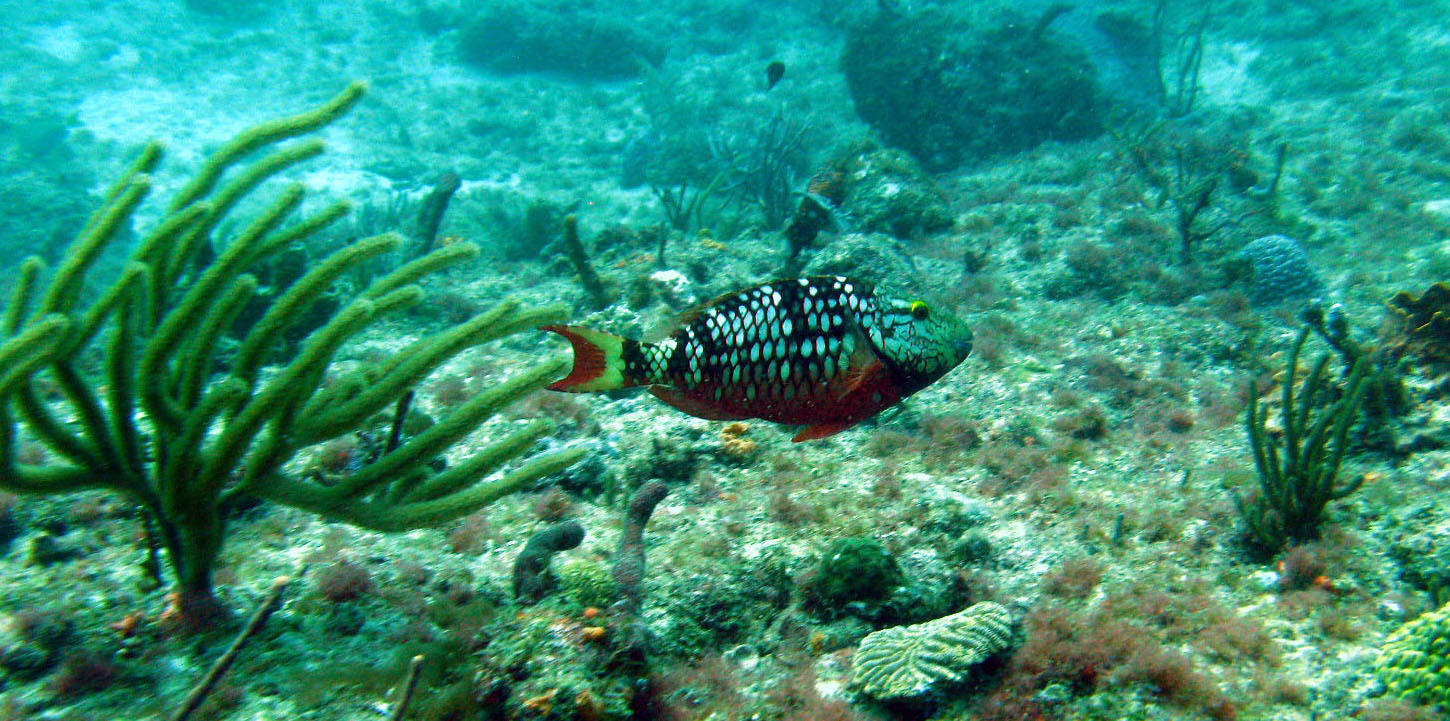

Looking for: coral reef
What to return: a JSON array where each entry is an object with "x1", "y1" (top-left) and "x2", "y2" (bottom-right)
[
  {"x1": 842, "y1": 5, "x2": 1103, "y2": 171},
  {"x1": 557, "y1": 559, "x2": 618, "y2": 608},
  {"x1": 838, "y1": 146, "x2": 954, "y2": 240},
  {"x1": 803, "y1": 537, "x2": 904, "y2": 620},
  {"x1": 457, "y1": 3, "x2": 665, "y2": 79},
  {"x1": 406, "y1": 170, "x2": 461, "y2": 261},
  {"x1": 1239, "y1": 234, "x2": 1324, "y2": 305},
  {"x1": 850, "y1": 601, "x2": 1013, "y2": 701},
  {"x1": 1386, "y1": 500, "x2": 1450, "y2": 599},
  {"x1": 802, "y1": 233, "x2": 918, "y2": 290},
  {"x1": 1376, "y1": 600, "x2": 1450, "y2": 708},
  {"x1": 3, "y1": 1, "x2": 1449, "y2": 719},
  {"x1": 1389, "y1": 281, "x2": 1450, "y2": 363}
]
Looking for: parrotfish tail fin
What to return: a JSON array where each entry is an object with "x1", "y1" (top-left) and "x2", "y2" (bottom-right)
[{"x1": 541, "y1": 325, "x2": 650, "y2": 392}]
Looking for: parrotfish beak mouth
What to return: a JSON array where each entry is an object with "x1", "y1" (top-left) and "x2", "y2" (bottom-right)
[{"x1": 955, "y1": 333, "x2": 974, "y2": 361}]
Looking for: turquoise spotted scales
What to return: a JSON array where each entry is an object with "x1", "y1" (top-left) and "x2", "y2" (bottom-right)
[{"x1": 850, "y1": 601, "x2": 1013, "y2": 700}]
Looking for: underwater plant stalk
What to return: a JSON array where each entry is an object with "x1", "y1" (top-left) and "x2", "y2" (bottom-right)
[{"x1": 171, "y1": 576, "x2": 290, "y2": 721}]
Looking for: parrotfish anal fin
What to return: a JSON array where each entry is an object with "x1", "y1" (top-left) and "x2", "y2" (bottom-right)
[
  {"x1": 541, "y1": 325, "x2": 631, "y2": 392},
  {"x1": 793, "y1": 420, "x2": 860, "y2": 442},
  {"x1": 649, "y1": 385, "x2": 752, "y2": 421}
]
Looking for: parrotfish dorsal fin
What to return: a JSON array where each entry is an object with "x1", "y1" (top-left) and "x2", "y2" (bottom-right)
[
  {"x1": 667, "y1": 304, "x2": 708, "y2": 331},
  {"x1": 668, "y1": 279, "x2": 774, "y2": 330},
  {"x1": 670, "y1": 277, "x2": 831, "y2": 332}
]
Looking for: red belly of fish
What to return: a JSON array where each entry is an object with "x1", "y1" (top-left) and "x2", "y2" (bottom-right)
[{"x1": 666, "y1": 363, "x2": 902, "y2": 427}]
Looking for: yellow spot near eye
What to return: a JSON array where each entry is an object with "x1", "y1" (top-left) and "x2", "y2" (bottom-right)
[{"x1": 910, "y1": 300, "x2": 930, "y2": 319}]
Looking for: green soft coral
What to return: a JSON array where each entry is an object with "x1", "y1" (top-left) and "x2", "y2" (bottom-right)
[
  {"x1": 0, "y1": 83, "x2": 584, "y2": 625},
  {"x1": 1376, "y1": 601, "x2": 1450, "y2": 708}
]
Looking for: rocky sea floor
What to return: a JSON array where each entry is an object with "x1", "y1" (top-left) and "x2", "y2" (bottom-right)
[{"x1": 5, "y1": 1, "x2": 1450, "y2": 720}]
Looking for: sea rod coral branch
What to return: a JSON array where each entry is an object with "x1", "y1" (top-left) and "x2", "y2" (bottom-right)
[{"x1": 0, "y1": 82, "x2": 584, "y2": 627}]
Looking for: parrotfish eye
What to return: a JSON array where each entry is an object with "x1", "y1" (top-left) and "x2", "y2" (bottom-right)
[{"x1": 910, "y1": 300, "x2": 930, "y2": 320}]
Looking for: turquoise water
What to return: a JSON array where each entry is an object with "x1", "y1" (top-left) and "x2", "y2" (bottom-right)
[{"x1": 2, "y1": 1, "x2": 1449, "y2": 720}]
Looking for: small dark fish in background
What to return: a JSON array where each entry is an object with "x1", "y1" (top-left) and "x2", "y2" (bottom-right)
[
  {"x1": 765, "y1": 60, "x2": 786, "y2": 90},
  {"x1": 543, "y1": 277, "x2": 973, "y2": 441},
  {"x1": 784, "y1": 168, "x2": 849, "y2": 266}
]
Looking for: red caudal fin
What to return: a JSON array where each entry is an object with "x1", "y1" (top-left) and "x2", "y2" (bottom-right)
[{"x1": 541, "y1": 325, "x2": 638, "y2": 392}]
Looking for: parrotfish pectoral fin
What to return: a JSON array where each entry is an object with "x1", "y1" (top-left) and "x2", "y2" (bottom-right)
[
  {"x1": 649, "y1": 385, "x2": 752, "y2": 421},
  {"x1": 836, "y1": 323, "x2": 888, "y2": 399},
  {"x1": 792, "y1": 420, "x2": 860, "y2": 442},
  {"x1": 837, "y1": 355, "x2": 890, "y2": 400},
  {"x1": 541, "y1": 325, "x2": 632, "y2": 392}
]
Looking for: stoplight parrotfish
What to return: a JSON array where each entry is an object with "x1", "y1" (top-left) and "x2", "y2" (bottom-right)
[{"x1": 543, "y1": 276, "x2": 973, "y2": 442}]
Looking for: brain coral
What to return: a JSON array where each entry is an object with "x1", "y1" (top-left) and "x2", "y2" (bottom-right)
[
  {"x1": 851, "y1": 601, "x2": 1013, "y2": 700},
  {"x1": 1239, "y1": 234, "x2": 1323, "y2": 305},
  {"x1": 1375, "y1": 600, "x2": 1450, "y2": 708}
]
